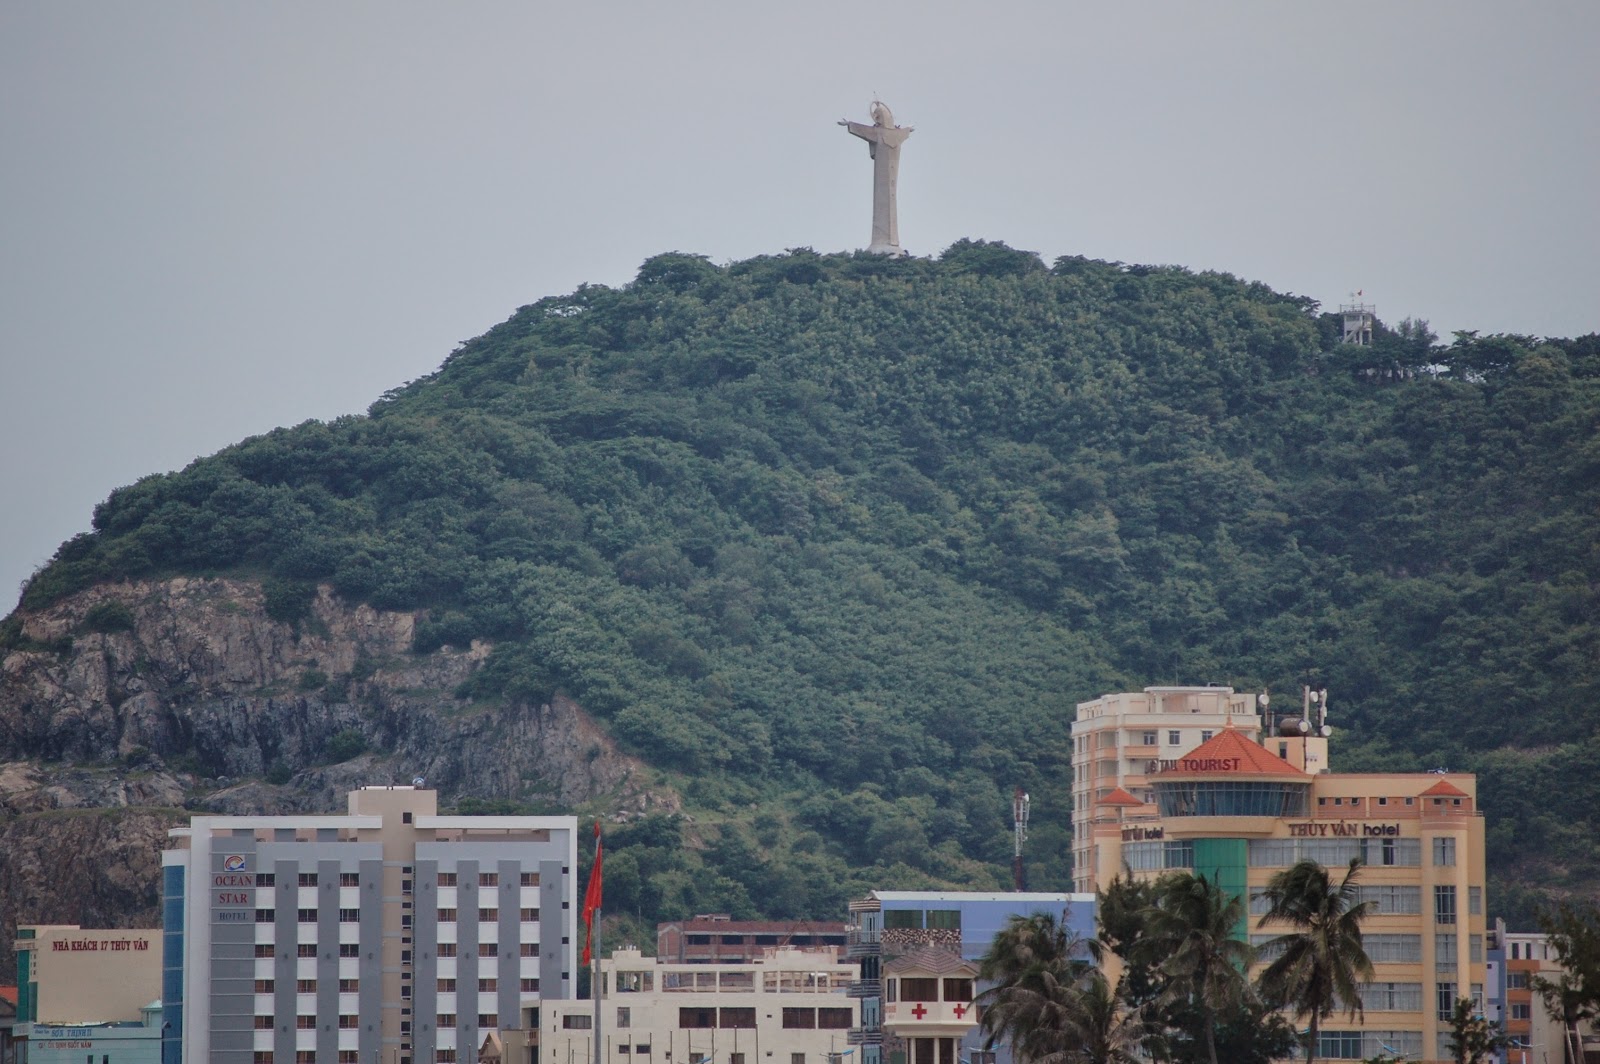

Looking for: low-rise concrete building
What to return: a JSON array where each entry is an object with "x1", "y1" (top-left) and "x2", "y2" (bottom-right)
[
  {"x1": 10, "y1": 924, "x2": 163, "y2": 1064},
  {"x1": 541, "y1": 947, "x2": 857, "y2": 1064},
  {"x1": 657, "y1": 917, "x2": 847, "y2": 965}
]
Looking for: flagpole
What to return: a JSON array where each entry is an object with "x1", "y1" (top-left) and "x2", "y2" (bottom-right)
[
  {"x1": 583, "y1": 819, "x2": 603, "y2": 1064},
  {"x1": 593, "y1": 902, "x2": 603, "y2": 1064}
]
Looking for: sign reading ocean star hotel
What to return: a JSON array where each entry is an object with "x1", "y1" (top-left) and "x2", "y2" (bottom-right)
[{"x1": 213, "y1": 851, "x2": 255, "y2": 922}]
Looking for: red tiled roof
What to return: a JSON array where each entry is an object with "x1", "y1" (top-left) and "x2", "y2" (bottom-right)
[
  {"x1": 884, "y1": 947, "x2": 979, "y2": 976},
  {"x1": 0, "y1": 986, "x2": 16, "y2": 1005},
  {"x1": 1420, "y1": 778, "x2": 1469, "y2": 798},
  {"x1": 1097, "y1": 787, "x2": 1144, "y2": 807},
  {"x1": 1159, "y1": 727, "x2": 1306, "y2": 777}
]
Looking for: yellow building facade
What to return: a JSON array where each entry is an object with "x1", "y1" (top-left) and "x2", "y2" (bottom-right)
[{"x1": 1073, "y1": 693, "x2": 1487, "y2": 1063}]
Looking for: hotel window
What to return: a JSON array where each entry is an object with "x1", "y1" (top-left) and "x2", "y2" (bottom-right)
[
  {"x1": 256, "y1": 909, "x2": 275, "y2": 923},
  {"x1": 1435, "y1": 886, "x2": 1457, "y2": 925},
  {"x1": 340, "y1": 872, "x2": 359, "y2": 886},
  {"x1": 1365, "y1": 935, "x2": 1423, "y2": 963},
  {"x1": 1168, "y1": 730, "x2": 1180, "y2": 745},
  {"x1": 295, "y1": 1053, "x2": 315, "y2": 1064},
  {"x1": 1377, "y1": 797, "x2": 1388, "y2": 806},
  {"x1": 439, "y1": 872, "x2": 458, "y2": 886},
  {"x1": 1433, "y1": 837, "x2": 1457, "y2": 866},
  {"x1": 255, "y1": 979, "x2": 275, "y2": 993},
  {"x1": 925, "y1": 910, "x2": 961, "y2": 931},
  {"x1": 1142, "y1": 731, "x2": 1157, "y2": 746},
  {"x1": 258, "y1": 873, "x2": 276, "y2": 886},
  {"x1": 339, "y1": 979, "x2": 359, "y2": 992},
  {"x1": 565, "y1": 1016, "x2": 594, "y2": 1030},
  {"x1": 1511, "y1": 1003, "x2": 1531, "y2": 1020},
  {"x1": 298, "y1": 944, "x2": 318, "y2": 957},
  {"x1": 298, "y1": 908, "x2": 317, "y2": 922},
  {"x1": 299, "y1": 873, "x2": 318, "y2": 886},
  {"x1": 615, "y1": 1007, "x2": 631, "y2": 1029},
  {"x1": 1470, "y1": 935, "x2": 1483, "y2": 963},
  {"x1": 1362, "y1": 983, "x2": 1422, "y2": 1011},
  {"x1": 438, "y1": 943, "x2": 457, "y2": 957},
  {"x1": 1469, "y1": 886, "x2": 1482, "y2": 915},
  {"x1": 339, "y1": 908, "x2": 359, "y2": 922},
  {"x1": 1508, "y1": 971, "x2": 1530, "y2": 989},
  {"x1": 438, "y1": 909, "x2": 457, "y2": 922},
  {"x1": 339, "y1": 943, "x2": 359, "y2": 957},
  {"x1": 479, "y1": 978, "x2": 498, "y2": 992},
  {"x1": 340, "y1": 1055, "x2": 359, "y2": 1064},
  {"x1": 438, "y1": 979, "x2": 457, "y2": 992},
  {"x1": 438, "y1": 1012, "x2": 458, "y2": 1026},
  {"x1": 1437, "y1": 982, "x2": 1457, "y2": 1021},
  {"x1": 255, "y1": 1015, "x2": 274, "y2": 1029},
  {"x1": 339, "y1": 1015, "x2": 358, "y2": 1029},
  {"x1": 481, "y1": 873, "x2": 499, "y2": 887},
  {"x1": 1201, "y1": 730, "x2": 1213, "y2": 742},
  {"x1": 521, "y1": 978, "x2": 540, "y2": 993},
  {"x1": 297, "y1": 979, "x2": 317, "y2": 993},
  {"x1": 479, "y1": 943, "x2": 498, "y2": 957},
  {"x1": 782, "y1": 1008, "x2": 816, "y2": 1029},
  {"x1": 437, "y1": 1052, "x2": 457, "y2": 1063},
  {"x1": 819, "y1": 1008, "x2": 853, "y2": 1029},
  {"x1": 479, "y1": 1014, "x2": 498, "y2": 1028},
  {"x1": 256, "y1": 943, "x2": 276, "y2": 957},
  {"x1": 254, "y1": 1053, "x2": 274, "y2": 1064},
  {"x1": 296, "y1": 1015, "x2": 316, "y2": 1029},
  {"x1": 521, "y1": 908, "x2": 539, "y2": 921},
  {"x1": 479, "y1": 908, "x2": 498, "y2": 922},
  {"x1": 1436, "y1": 933, "x2": 1458, "y2": 970},
  {"x1": 521, "y1": 943, "x2": 537, "y2": 957},
  {"x1": 720, "y1": 1007, "x2": 757, "y2": 1029}
]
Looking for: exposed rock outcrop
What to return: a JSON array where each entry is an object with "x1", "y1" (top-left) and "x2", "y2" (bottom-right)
[{"x1": 0, "y1": 577, "x2": 678, "y2": 968}]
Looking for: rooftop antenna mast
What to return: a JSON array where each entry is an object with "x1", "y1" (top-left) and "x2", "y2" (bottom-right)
[{"x1": 1012, "y1": 787, "x2": 1030, "y2": 892}]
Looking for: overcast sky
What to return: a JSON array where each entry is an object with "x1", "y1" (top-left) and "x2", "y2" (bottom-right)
[{"x1": 2, "y1": 1, "x2": 1596, "y2": 613}]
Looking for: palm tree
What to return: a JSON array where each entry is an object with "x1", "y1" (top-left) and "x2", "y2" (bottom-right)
[
  {"x1": 1145, "y1": 872, "x2": 1254, "y2": 1064},
  {"x1": 976, "y1": 911, "x2": 1155, "y2": 1064},
  {"x1": 1067, "y1": 971, "x2": 1163, "y2": 1064},
  {"x1": 976, "y1": 911, "x2": 1098, "y2": 1059},
  {"x1": 1254, "y1": 858, "x2": 1376, "y2": 1064}
]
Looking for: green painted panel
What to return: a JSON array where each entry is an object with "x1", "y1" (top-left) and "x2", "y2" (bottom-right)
[{"x1": 1192, "y1": 837, "x2": 1248, "y2": 940}]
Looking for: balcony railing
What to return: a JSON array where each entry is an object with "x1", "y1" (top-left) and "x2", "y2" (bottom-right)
[
  {"x1": 847, "y1": 1026, "x2": 884, "y2": 1046},
  {"x1": 846, "y1": 980, "x2": 879, "y2": 998},
  {"x1": 846, "y1": 928, "x2": 881, "y2": 958}
]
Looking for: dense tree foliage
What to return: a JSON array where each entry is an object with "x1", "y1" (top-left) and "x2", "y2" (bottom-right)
[{"x1": 9, "y1": 245, "x2": 1598, "y2": 922}]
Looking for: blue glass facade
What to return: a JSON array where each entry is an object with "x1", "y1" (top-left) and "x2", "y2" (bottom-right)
[
  {"x1": 161, "y1": 863, "x2": 185, "y2": 1064},
  {"x1": 1153, "y1": 779, "x2": 1310, "y2": 818}
]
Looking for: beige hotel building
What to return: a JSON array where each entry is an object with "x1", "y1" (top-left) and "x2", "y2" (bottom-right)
[{"x1": 1072, "y1": 687, "x2": 1487, "y2": 1063}]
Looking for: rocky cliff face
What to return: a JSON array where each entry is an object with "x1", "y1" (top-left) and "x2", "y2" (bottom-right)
[{"x1": 0, "y1": 577, "x2": 676, "y2": 968}]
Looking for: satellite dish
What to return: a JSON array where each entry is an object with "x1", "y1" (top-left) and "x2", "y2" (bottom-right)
[
  {"x1": 1319, "y1": 725, "x2": 1333, "y2": 737},
  {"x1": 412, "y1": 776, "x2": 427, "y2": 788},
  {"x1": 1258, "y1": 693, "x2": 1270, "y2": 708}
]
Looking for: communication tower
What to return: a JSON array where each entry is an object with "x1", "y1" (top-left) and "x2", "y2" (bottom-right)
[
  {"x1": 1341, "y1": 292, "x2": 1374, "y2": 345},
  {"x1": 1011, "y1": 787, "x2": 1030, "y2": 892}
]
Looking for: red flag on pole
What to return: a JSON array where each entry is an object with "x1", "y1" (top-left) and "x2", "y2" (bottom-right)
[{"x1": 581, "y1": 820, "x2": 603, "y2": 965}]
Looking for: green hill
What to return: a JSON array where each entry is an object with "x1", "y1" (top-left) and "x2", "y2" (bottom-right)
[{"x1": 8, "y1": 242, "x2": 1598, "y2": 927}]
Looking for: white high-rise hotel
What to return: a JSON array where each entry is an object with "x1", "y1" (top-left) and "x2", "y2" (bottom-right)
[{"x1": 162, "y1": 786, "x2": 578, "y2": 1064}]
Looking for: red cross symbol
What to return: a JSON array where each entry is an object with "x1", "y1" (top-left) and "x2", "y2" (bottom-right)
[
  {"x1": 911, "y1": 1004, "x2": 927, "y2": 1020},
  {"x1": 953, "y1": 1004, "x2": 966, "y2": 1018}
]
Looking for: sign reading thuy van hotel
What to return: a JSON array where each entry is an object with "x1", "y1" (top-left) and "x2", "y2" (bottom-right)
[{"x1": 1288, "y1": 822, "x2": 1402, "y2": 837}]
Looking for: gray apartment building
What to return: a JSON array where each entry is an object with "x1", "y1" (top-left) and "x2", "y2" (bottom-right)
[{"x1": 161, "y1": 786, "x2": 577, "y2": 1064}]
